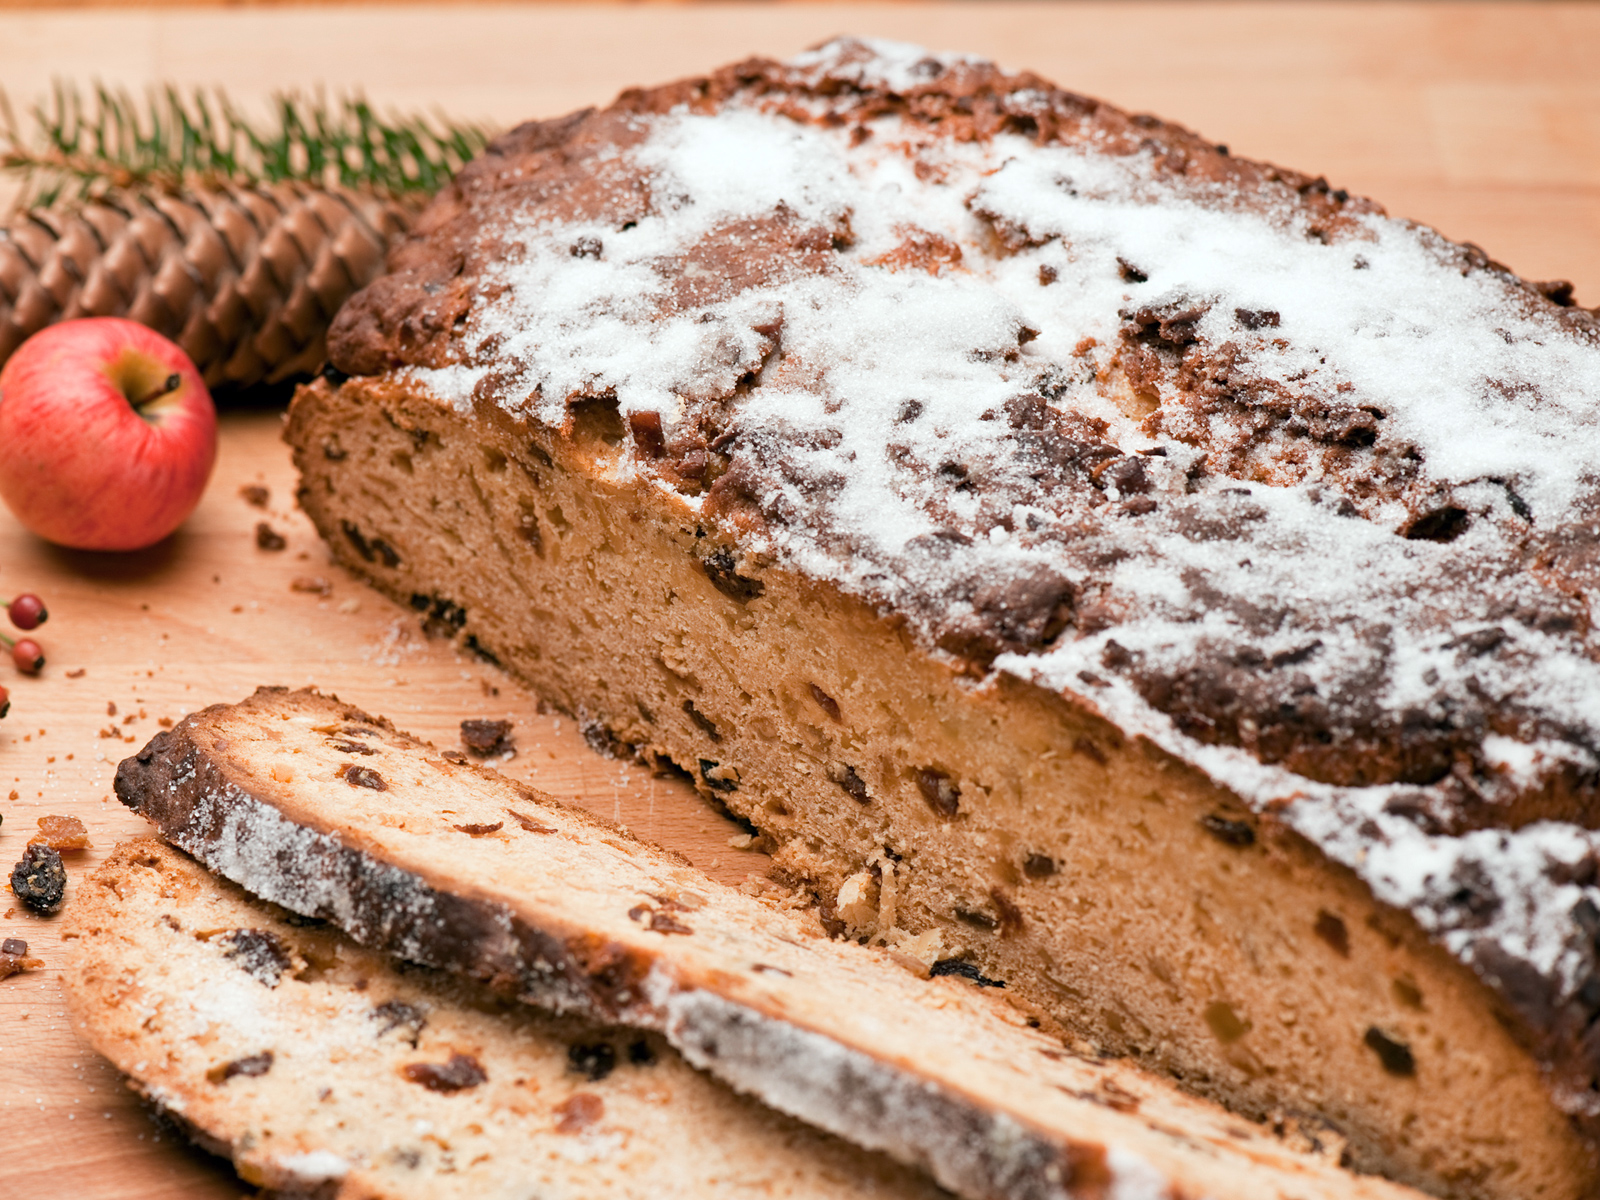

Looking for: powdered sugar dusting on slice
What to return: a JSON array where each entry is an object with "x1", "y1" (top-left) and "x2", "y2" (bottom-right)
[{"x1": 273, "y1": 1150, "x2": 352, "y2": 1183}]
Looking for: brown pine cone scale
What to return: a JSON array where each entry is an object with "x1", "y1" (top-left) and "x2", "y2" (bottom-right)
[{"x1": 0, "y1": 182, "x2": 415, "y2": 388}]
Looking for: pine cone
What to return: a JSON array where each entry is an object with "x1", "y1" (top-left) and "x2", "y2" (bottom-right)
[{"x1": 0, "y1": 182, "x2": 416, "y2": 388}]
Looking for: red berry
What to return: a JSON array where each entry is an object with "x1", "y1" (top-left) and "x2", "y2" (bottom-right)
[
  {"x1": 0, "y1": 684, "x2": 9, "y2": 718},
  {"x1": 12, "y1": 639, "x2": 43, "y2": 675},
  {"x1": 6, "y1": 594, "x2": 46, "y2": 630}
]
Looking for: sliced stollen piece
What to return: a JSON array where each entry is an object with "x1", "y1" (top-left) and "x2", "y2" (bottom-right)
[
  {"x1": 64, "y1": 838, "x2": 944, "y2": 1200},
  {"x1": 119, "y1": 688, "x2": 1428, "y2": 1200}
]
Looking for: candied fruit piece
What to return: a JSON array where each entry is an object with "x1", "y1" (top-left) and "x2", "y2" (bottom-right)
[
  {"x1": 30, "y1": 814, "x2": 91, "y2": 850},
  {"x1": 0, "y1": 936, "x2": 42, "y2": 981},
  {"x1": 217, "y1": 928, "x2": 294, "y2": 987},
  {"x1": 338, "y1": 764, "x2": 387, "y2": 790},
  {"x1": 402, "y1": 1053, "x2": 486, "y2": 1092},
  {"x1": 207, "y1": 1052, "x2": 275, "y2": 1084},
  {"x1": 371, "y1": 1000, "x2": 427, "y2": 1046},
  {"x1": 554, "y1": 1092, "x2": 604, "y2": 1133},
  {"x1": 568, "y1": 1042, "x2": 617, "y2": 1082}
]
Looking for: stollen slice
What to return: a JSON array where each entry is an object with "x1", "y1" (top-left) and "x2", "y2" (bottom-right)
[
  {"x1": 117, "y1": 688, "x2": 1427, "y2": 1200},
  {"x1": 64, "y1": 838, "x2": 945, "y2": 1200}
]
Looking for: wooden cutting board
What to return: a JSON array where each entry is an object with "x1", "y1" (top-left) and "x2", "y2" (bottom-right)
[{"x1": 2, "y1": 4, "x2": 1598, "y2": 1197}]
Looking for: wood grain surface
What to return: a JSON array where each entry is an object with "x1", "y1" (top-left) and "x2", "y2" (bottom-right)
[{"x1": 2, "y1": 4, "x2": 1598, "y2": 1195}]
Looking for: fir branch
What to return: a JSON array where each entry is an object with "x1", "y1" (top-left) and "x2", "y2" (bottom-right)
[{"x1": 1, "y1": 82, "x2": 492, "y2": 206}]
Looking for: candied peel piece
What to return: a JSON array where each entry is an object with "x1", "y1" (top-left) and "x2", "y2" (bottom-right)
[
  {"x1": 30, "y1": 814, "x2": 91, "y2": 850},
  {"x1": 460, "y1": 718, "x2": 513, "y2": 756},
  {"x1": 0, "y1": 936, "x2": 42, "y2": 980}
]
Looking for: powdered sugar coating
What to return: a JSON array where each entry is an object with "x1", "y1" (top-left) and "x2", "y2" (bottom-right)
[{"x1": 391, "y1": 38, "x2": 1600, "y2": 1091}]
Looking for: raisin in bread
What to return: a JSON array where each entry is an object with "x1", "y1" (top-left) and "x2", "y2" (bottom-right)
[
  {"x1": 117, "y1": 687, "x2": 1435, "y2": 1200},
  {"x1": 289, "y1": 38, "x2": 1600, "y2": 1200},
  {"x1": 64, "y1": 838, "x2": 946, "y2": 1200}
]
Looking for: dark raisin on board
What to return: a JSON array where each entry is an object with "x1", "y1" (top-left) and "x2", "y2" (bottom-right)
[
  {"x1": 240, "y1": 484, "x2": 270, "y2": 508},
  {"x1": 255, "y1": 522, "x2": 287, "y2": 551},
  {"x1": 460, "y1": 719, "x2": 513, "y2": 756},
  {"x1": 10, "y1": 844, "x2": 66, "y2": 913}
]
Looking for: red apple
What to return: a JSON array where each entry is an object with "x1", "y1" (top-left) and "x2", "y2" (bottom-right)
[{"x1": 0, "y1": 318, "x2": 217, "y2": 551}]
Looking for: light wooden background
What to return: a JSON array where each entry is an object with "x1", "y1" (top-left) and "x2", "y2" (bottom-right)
[{"x1": 1, "y1": 4, "x2": 1597, "y2": 1196}]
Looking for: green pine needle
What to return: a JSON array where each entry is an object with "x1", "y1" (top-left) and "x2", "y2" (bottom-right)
[{"x1": 1, "y1": 82, "x2": 493, "y2": 207}]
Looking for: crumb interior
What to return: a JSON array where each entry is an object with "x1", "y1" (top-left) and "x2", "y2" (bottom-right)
[{"x1": 289, "y1": 377, "x2": 1595, "y2": 1200}]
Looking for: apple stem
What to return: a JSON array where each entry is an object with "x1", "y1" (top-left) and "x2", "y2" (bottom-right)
[{"x1": 132, "y1": 373, "x2": 183, "y2": 409}]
